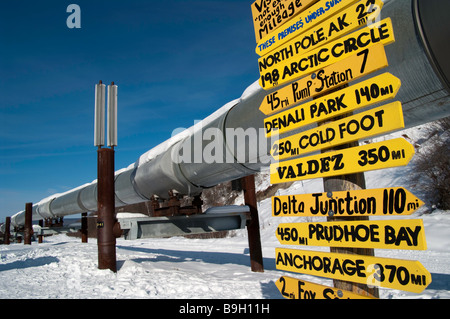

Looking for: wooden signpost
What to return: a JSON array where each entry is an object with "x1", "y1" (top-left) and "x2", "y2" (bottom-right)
[{"x1": 250, "y1": 0, "x2": 431, "y2": 299}]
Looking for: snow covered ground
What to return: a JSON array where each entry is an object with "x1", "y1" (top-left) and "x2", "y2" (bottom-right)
[{"x1": 0, "y1": 126, "x2": 449, "y2": 300}]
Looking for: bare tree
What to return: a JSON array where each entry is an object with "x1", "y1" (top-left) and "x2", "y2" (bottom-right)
[{"x1": 408, "y1": 117, "x2": 450, "y2": 210}]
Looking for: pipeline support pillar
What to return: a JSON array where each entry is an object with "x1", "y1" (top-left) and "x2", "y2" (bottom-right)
[
  {"x1": 4, "y1": 217, "x2": 11, "y2": 245},
  {"x1": 241, "y1": 174, "x2": 264, "y2": 273},
  {"x1": 97, "y1": 147, "x2": 117, "y2": 272},
  {"x1": 24, "y1": 202, "x2": 33, "y2": 245},
  {"x1": 81, "y1": 212, "x2": 88, "y2": 243}
]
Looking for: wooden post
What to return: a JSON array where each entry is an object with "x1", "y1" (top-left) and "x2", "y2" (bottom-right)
[
  {"x1": 24, "y1": 203, "x2": 33, "y2": 245},
  {"x1": 310, "y1": 79, "x2": 378, "y2": 298},
  {"x1": 321, "y1": 130, "x2": 379, "y2": 298},
  {"x1": 241, "y1": 174, "x2": 264, "y2": 272}
]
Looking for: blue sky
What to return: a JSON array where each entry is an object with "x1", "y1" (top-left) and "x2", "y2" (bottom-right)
[{"x1": 0, "y1": 0, "x2": 259, "y2": 221}]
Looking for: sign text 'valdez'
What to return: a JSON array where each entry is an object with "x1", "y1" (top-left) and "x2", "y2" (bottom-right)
[{"x1": 270, "y1": 138, "x2": 415, "y2": 184}]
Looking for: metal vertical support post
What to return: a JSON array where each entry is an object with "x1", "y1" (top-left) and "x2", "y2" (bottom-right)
[
  {"x1": 81, "y1": 212, "x2": 88, "y2": 243},
  {"x1": 38, "y1": 220, "x2": 43, "y2": 243},
  {"x1": 24, "y1": 202, "x2": 33, "y2": 245},
  {"x1": 241, "y1": 174, "x2": 264, "y2": 272},
  {"x1": 4, "y1": 217, "x2": 11, "y2": 245},
  {"x1": 97, "y1": 147, "x2": 117, "y2": 272}
]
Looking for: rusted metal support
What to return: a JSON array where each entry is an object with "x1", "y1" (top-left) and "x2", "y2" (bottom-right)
[
  {"x1": 4, "y1": 217, "x2": 11, "y2": 245},
  {"x1": 37, "y1": 220, "x2": 44, "y2": 243},
  {"x1": 167, "y1": 190, "x2": 181, "y2": 216},
  {"x1": 241, "y1": 174, "x2": 264, "y2": 273},
  {"x1": 97, "y1": 147, "x2": 117, "y2": 272},
  {"x1": 24, "y1": 202, "x2": 33, "y2": 245},
  {"x1": 81, "y1": 212, "x2": 88, "y2": 243},
  {"x1": 150, "y1": 195, "x2": 160, "y2": 214},
  {"x1": 150, "y1": 193, "x2": 203, "y2": 217}
]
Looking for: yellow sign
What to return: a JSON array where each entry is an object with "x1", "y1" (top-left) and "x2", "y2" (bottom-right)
[
  {"x1": 276, "y1": 219, "x2": 427, "y2": 250},
  {"x1": 270, "y1": 138, "x2": 415, "y2": 184},
  {"x1": 259, "y1": 18, "x2": 395, "y2": 90},
  {"x1": 259, "y1": 43, "x2": 388, "y2": 116},
  {"x1": 256, "y1": 0, "x2": 365, "y2": 56},
  {"x1": 275, "y1": 248, "x2": 432, "y2": 293},
  {"x1": 272, "y1": 187, "x2": 425, "y2": 217},
  {"x1": 264, "y1": 72, "x2": 401, "y2": 138},
  {"x1": 276, "y1": 276, "x2": 375, "y2": 299},
  {"x1": 271, "y1": 102, "x2": 404, "y2": 160},
  {"x1": 251, "y1": 0, "x2": 317, "y2": 43}
]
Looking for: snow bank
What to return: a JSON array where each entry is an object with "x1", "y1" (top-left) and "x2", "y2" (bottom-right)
[{"x1": 0, "y1": 123, "x2": 449, "y2": 299}]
